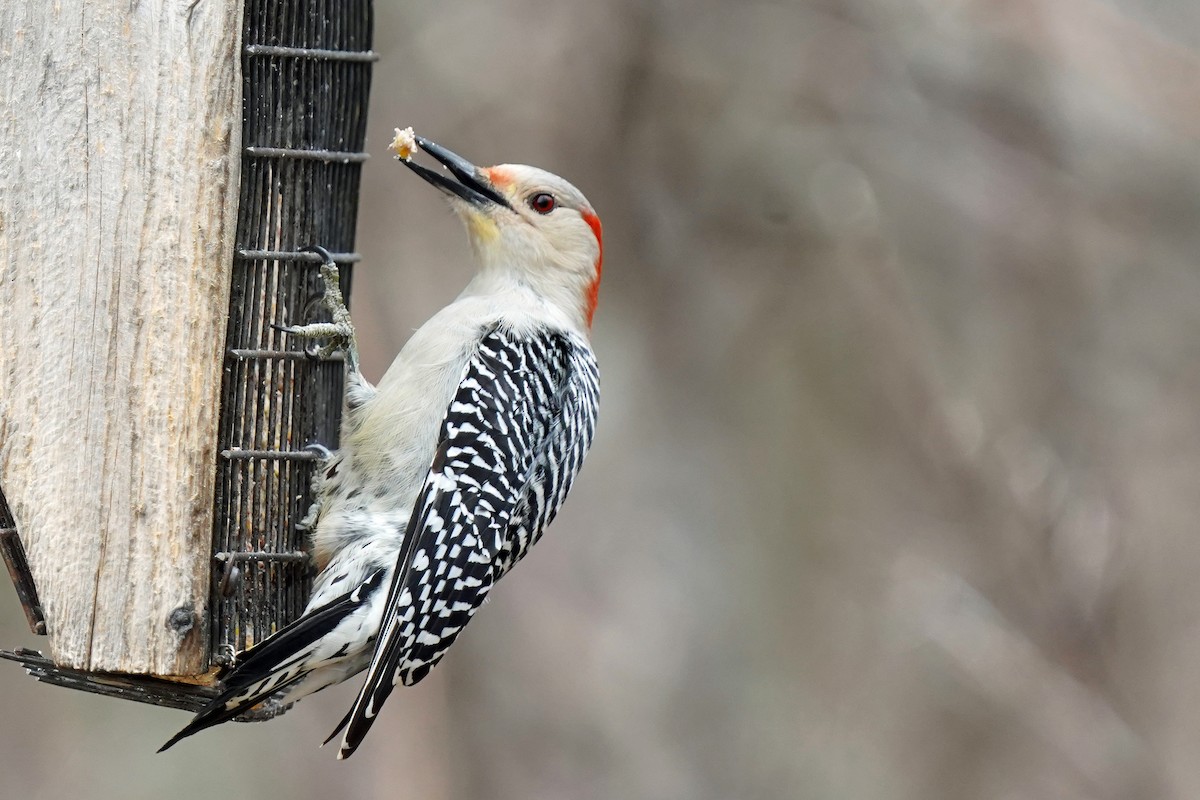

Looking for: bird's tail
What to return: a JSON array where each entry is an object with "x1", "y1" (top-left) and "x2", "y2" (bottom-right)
[
  {"x1": 157, "y1": 674, "x2": 301, "y2": 753},
  {"x1": 158, "y1": 568, "x2": 386, "y2": 752}
]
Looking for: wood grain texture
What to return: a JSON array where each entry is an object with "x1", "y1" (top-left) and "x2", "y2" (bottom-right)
[{"x1": 0, "y1": 0, "x2": 243, "y2": 674}]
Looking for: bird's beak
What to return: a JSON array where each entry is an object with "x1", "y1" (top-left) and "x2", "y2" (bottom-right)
[{"x1": 401, "y1": 137, "x2": 513, "y2": 210}]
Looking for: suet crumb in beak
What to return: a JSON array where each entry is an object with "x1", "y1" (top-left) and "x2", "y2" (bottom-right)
[{"x1": 389, "y1": 127, "x2": 417, "y2": 161}]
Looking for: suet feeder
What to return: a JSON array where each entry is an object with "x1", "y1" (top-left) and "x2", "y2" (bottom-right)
[{"x1": 0, "y1": 0, "x2": 376, "y2": 715}]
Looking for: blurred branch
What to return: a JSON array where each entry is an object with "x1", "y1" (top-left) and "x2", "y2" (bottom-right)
[
  {"x1": 890, "y1": 559, "x2": 1146, "y2": 796},
  {"x1": 967, "y1": 0, "x2": 1200, "y2": 139},
  {"x1": 831, "y1": 234, "x2": 1153, "y2": 793}
]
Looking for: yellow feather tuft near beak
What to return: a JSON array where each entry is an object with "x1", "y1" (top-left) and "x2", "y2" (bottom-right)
[{"x1": 462, "y1": 208, "x2": 501, "y2": 243}]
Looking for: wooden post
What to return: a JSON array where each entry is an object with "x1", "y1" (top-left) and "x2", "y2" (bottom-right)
[{"x1": 0, "y1": 1, "x2": 243, "y2": 675}]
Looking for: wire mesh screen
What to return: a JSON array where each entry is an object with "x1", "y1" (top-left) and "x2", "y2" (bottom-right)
[
  {"x1": 211, "y1": 0, "x2": 375, "y2": 664},
  {"x1": 0, "y1": 3, "x2": 376, "y2": 708}
]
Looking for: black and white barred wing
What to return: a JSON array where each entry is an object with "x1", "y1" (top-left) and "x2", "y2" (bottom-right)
[{"x1": 333, "y1": 326, "x2": 599, "y2": 758}]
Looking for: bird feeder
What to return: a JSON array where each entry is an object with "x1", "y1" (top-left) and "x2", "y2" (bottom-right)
[{"x1": 0, "y1": 0, "x2": 376, "y2": 714}]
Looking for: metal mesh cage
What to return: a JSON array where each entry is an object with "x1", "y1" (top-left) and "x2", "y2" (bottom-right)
[
  {"x1": 1, "y1": 1, "x2": 375, "y2": 709},
  {"x1": 212, "y1": 0, "x2": 375, "y2": 665}
]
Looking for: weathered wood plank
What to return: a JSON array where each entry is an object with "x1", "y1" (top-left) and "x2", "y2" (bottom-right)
[{"x1": 0, "y1": 0, "x2": 243, "y2": 674}]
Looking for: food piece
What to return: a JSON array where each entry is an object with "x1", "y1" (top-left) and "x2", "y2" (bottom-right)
[{"x1": 389, "y1": 127, "x2": 417, "y2": 161}]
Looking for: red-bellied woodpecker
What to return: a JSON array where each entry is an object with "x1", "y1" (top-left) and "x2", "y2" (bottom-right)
[{"x1": 160, "y1": 136, "x2": 602, "y2": 759}]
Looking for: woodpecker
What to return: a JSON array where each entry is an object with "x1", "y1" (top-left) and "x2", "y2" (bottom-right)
[{"x1": 160, "y1": 136, "x2": 602, "y2": 758}]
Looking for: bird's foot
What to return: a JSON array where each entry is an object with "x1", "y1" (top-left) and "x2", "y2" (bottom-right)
[{"x1": 276, "y1": 246, "x2": 360, "y2": 372}]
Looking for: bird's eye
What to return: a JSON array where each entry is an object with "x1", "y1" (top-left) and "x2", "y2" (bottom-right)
[{"x1": 529, "y1": 193, "x2": 556, "y2": 214}]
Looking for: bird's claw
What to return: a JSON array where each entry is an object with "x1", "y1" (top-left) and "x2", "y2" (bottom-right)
[
  {"x1": 277, "y1": 246, "x2": 360, "y2": 372},
  {"x1": 304, "y1": 442, "x2": 334, "y2": 461}
]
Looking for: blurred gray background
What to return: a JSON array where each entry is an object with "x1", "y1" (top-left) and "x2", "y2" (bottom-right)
[{"x1": 5, "y1": 0, "x2": 1200, "y2": 797}]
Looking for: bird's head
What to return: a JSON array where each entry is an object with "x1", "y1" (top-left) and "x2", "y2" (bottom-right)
[{"x1": 401, "y1": 136, "x2": 603, "y2": 328}]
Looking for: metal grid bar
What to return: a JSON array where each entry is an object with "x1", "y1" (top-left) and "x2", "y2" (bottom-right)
[
  {"x1": 245, "y1": 146, "x2": 370, "y2": 163},
  {"x1": 228, "y1": 348, "x2": 346, "y2": 362},
  {"x1": 235, "y1": 249, "x2": 361, "y2": 263},
  {"x1": 219, "y1": 449, "x2": 322, "y2": 461},
  {"x1": 244, "y1": 44, "x2": 379, "y2": 62},
  {"x1": 215, "y1": 551, "x2": 310, "y2": 563}
]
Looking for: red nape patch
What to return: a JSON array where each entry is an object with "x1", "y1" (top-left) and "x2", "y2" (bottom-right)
[{"x1": 581, "y1": 210, "x2": 603, "y2": 327}]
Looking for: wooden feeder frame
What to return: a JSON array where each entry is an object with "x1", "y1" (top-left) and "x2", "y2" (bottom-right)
[{"x1": 1, "y1": 0, "x2": 376, "y2": 714}]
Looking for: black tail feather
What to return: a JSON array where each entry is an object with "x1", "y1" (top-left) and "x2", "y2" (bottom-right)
[
  {"x1": 157, "y1": 675, "x2": 302, "y2": 752},
  {"x1": 157, "y1": 568, "x2": 386, "y2": 753},
  {"x1": 322, "y1": 706, "x2": 355, "y2": 747}
]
